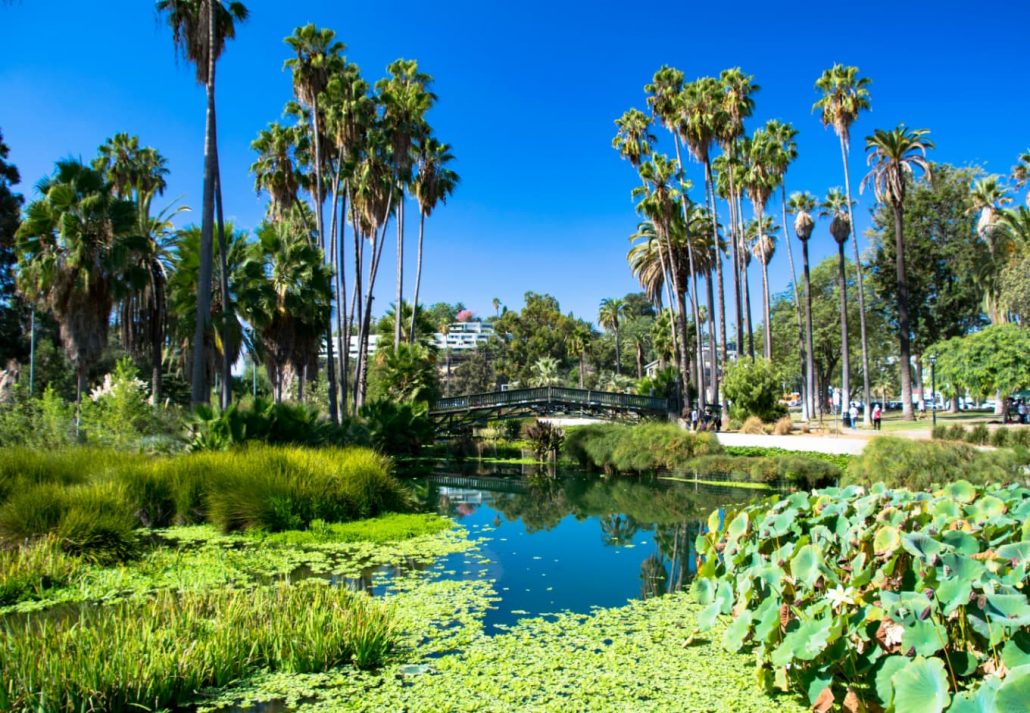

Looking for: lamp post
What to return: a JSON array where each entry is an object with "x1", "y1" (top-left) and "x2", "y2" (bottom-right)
[{"x1": 930, "y1": 355, "x2": 937, "y2": 427}]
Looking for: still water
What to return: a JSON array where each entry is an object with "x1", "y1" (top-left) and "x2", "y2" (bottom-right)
[{"x1": 417, "y1": 472, "x2": 759, "y2": 631}]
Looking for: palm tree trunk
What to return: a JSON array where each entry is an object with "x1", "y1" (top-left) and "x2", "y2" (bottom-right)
[
  {"x1": 636, "y1": 341, "x2": 643, "y2": 379},
  {"x1": 705, "y1": 271, "x2": 718, "y2": 404},
  {"x1": 727, "y1": 171, "x2": 744, "y2": 359},
  {"x1": 654, "y1": 240, "x2": 679, "y2": 370},
  {"x1": 150, "y1": 260, "x2": 165, "y2": 404},
  {"x1": 672, "y1": 136, "x2": 704, "y2": 408},
  {"x1": 579, "y1": 352, "x2": 585, "y2": 388},
  {"x1": 755, "y1": 205, "x2": 772, "y2": 360},
  {"x1": 840, "y1": 137, "x2": 872, "y2": 425},
  {"x1": 409, "y1": 209, "x2": 426, "y2": 344},
  {"x1": 894, "y1": 204, "x2": 914, "y2": 421},
  {"x1": 614, "y1": 324, "x2": 621, "y2": 375},
  {"x1": 837, "y1": 240, "x2": 851, "y2": 417},
  {"x1": 738, "y1": 190, "x2": 754, "y2": 358},
  {"x1": 350, "y1": 201, "x2": 364, "y2": 411},
  {"x1": 213, "y1": 163, "x2": 231, "y2": 410},
  {"x1": 357, "y1": 196, "x2": 394, "y2": 407},
  {"x1": 190, "y1": 2, "x2": 218, "y2": 407},
  {"x1": 779, "y1": 185, "x2": 808, "y2": 420},
  {"x1": 394, "y1": 193, "x2": 404, "y2": 349},
  {"x1": 802, "y1": 240, "x2": 817, "y2": 421},
  {"x1": 704, "y1": 160, "x2": 725, "y2": 412},
  {"x1": 337, "y1": 186, "x2": 349, "y2": 415}
]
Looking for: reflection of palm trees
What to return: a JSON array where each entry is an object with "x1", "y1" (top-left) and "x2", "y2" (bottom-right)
[
  {"x1": 600, "y1": 514, "x2": 639, "y2": 546},
  {"x1": 639, "y1": 555, "x2": 668, "y2": 600}
]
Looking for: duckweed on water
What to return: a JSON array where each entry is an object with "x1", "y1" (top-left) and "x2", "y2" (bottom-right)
[{"x1": 201, "y1": 587, "x2": 807, "y2": 713}]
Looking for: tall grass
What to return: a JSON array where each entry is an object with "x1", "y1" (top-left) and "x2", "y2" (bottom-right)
[
  {"x1": 0, "y1": 583, "x2": 395, "y2": 712},
  {"x1": 0, "y1": 536, "x2": 82, "y2": 606},
  {"x1": 844, "y1": 436, "x2": 1024, "y2": 490},
  {"x1": 563, "y1": 423, "x2": 722, "y2": 474}
]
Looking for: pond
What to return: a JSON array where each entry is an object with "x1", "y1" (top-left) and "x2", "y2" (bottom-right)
[{"x1": 412, "y1": 470, "x2": 762, "y2": 631}]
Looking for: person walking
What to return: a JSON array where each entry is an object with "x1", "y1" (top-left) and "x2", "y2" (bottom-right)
[
  {"x1": 849, "y1": 404, "x2": 859, "y2": 429},
  {"x1": 872, "y1": 403, "x2": 882, "y2": 431}
]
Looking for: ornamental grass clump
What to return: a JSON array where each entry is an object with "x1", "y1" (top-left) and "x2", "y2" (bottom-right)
[
  {"x1": 844, "y1": 437, "x2": 1022, "y2": 490},
  {"x1": 693, "y1": 481, "x2": 1030, "y2": 711},
  {"x1": 563, "y1": 422, "x2": 722, "y2": 475},
  {"x1": 0, "y1": 583, "x2": 395, "y2": 712},
  {"x1": 0, "y1": 535, "x2": 81, "y2": 606}
]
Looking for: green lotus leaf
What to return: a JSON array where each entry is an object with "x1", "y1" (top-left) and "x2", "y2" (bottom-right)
[
  {"x1": 943, "y1": 648, "x2": 978, "y2": 677},
  {"x1": 995, "y1": 664, "x2": 1030, "y2": 713},
  {"x1": 707, "y1": 509, "x2": 722, "y2": 536},
  {"x1": 752, "y1": 596, "x2": 781, "y2": 643},
  {"x1": 902, "y1": 532, "x2": 945, "y2": 564},
  {"x1": 967, "y1": 494, "x2": 1007, "y2": 522},
  {"x1": 902, "y1": 618, "x2": 944, "y2": 657},
  {"x1": 727, "y1": 511, "x2": 749, "y2": 541},
  {"x1": 891, "y1": 656, "x2": 950, "y2": 713},
  {"x1": 874, "y1": 525, "x2": 902, "y2": 556},
  {"x1": 947, "y1": 679, "x2": 998, "y2": 713},
  {"x1": 985, "y1": 594, "x2": 1030, "y2": 629},
  {"x1": 790, "y1": 544, "x2": 822, "y2": 588},
  {"x1": 722, "y1": 610, "x2": 753, "y2": 652},
  {"x1": 1001, "y1": 630, "x2": 1030, "y2": 670},
  {"x1": 996, "y1": 541, "x2": 1030, "y2": 567},
  {"x1": 943, "y1": 480, "x2": 977, "y2": 504},
  {"x1": 874, "y1": 654, "x2": 909, "y2": 707},
  {"x1": 935, "y1": 576, "x2": 973, "y2": 616},
  {"x1": 693, "y1": 577, "x2": 716, "y2": 605},
  {"x1": 931, "y1": 498, "x2": 962, "y2": 521},
  {"x1": 696, "y1": 601, "x2": 721, "y2": 631},
  {"x1": 772, "y1": 616, "x2": 833, "y2": 665},
  {"x1": 941, "y1": 530, "x2": 980, "y2": 555}
]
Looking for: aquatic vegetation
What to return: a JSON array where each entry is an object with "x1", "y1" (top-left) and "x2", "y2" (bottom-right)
[
  {"x1": 685, "y1": 453, "x2": 838, "y2": 488},
  {"x1": 721, "y1": 445, "x2": 851, "y2": 473},
  {"x1": 693, "y1": 481, "x2": 1030, "y2": 711},
  {"x1": 844, "y1": 437, "x2": 1024, "y2": 490},
  {"x1": 563, "y1": 422, "x2": 722, "y2": 474},
  {"x1": 0, "y1": 536, "x2": 82, "y2": 606},
  {"x1": 0, "y1": 583, "x2": 395, "y2": 712},
  {"x1": 258, "y1": 513, "x2": 453, "y2": 545},
  {"x1": 200, "y1": 589, "x2": 807, "y2": 712}
]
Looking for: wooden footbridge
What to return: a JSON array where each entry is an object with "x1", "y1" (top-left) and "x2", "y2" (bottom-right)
[{"x1": 429, "y1": 386, "x2": 672, "y2": 432}]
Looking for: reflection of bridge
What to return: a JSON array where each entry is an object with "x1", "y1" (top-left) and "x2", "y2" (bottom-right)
[
  {"x1": 429, "y1": 386, "x2": 671, "y2": 432},
  {"x1": 431, "y1": 475, "x2": 530, "y2": 495}
]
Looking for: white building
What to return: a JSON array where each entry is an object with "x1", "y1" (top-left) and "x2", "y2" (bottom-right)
[{"x1": 433, "y1": 321, "x2": 495, "y2": 351}]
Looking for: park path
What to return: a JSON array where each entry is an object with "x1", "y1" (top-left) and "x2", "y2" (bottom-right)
[{"x1": 714, "y1": 432, "x2": 870, "y2": 456}]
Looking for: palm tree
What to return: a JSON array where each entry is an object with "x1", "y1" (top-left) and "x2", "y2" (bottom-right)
[
  {"x1": 235, "y1": 212, "x2": 332, "y2": 403},
  {"x1": 820, "y1": 188, "x2": 853, "y2": 417},
  {"x1": 376, "y1": 59, "x2": 436, "y2": 350},
  {"x1": 862, "y1": 125, "x2": 933, "y2": 421},
  {"x1": 970, "y1": 175, "x2": 1013, "y2": 325},
  {"x1": 567, "y1": 324, "x2": 591, "y2": 388},
  {"x1": 492, "y1": 297, "x2": 502, "y2": 318},
  {"x1": 250, "y1": 122, "x2": 309, "y2": 219},
  {"x1": 612, "y1": 109, "x2": 655, "y2": 170},
  {"x1": 93, "y1": 134, "x2": 178, "y2": 402},
  {"x1": 157, "y1": 0, "x2": 248, "y2": 407},
  {"x1": 1011, "y1": 150, "x2": 1030, "y2": 207},
  {"x1": 742, "y1": 129, "x2": 776, "y2": 358},
  {"x1": 284, "y1": 23, "x2": 344, "y2": 421},
  {"x1": 409, "y1": 136, "x2": 458, "y2": 343},
  {"x1": 765, "y1": 120, "x2": 809, "y2": 419},
  {"x1": 814, "y1": 64, "x2": 873, "y2": 425},
  {"x1": 528, "y1": 356, "x2": 561, "y2": 387},
  {"x1": 15, "y1": 160, "x2": 137, "y2": 408},
  {"x1": 598, "y1": 298, "x2": 626, "y2": 374},
  {"x1": 746, "y1": 216, "x2": 777, "y2": 355},
  {"x1": 788, "y1": 191, "x2": 818, "y2": 418}
]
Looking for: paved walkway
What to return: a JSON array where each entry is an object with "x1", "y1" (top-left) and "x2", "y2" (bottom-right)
[{"x1": 714, "y1": 432, "x2": 870, "y2": 456}]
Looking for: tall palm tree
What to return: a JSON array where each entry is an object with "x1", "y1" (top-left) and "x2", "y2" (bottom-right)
[
  {"x1": 862, "y1": 125, "x2": 933, "y2": 421},
  {"x1": 743, "y1": 129, "x2": 776, "y2": 358},
  {"x1": 15, "y1": 160, "x2": 137, "y2": 408},
  {"x1": 567, "y1": 324, "x2": 591, "y2": 388},
  {"x1": 409, "y1": 136, "x2": 458, "y2": 343},
  {"x1": 158, "y1": 0, "x2": 248, "y2": 407},
  {"x1": 598, "y1": 297, "x2": 626, "y2": 374},
  {"x1": 718, "y1": 68, "x2": 759, "y2": 361},
  {"x1": 814, "y1": 64, "x2": 873, "y2": 424},
  {"x1": 788, "y1": 191, "x2": 818, "y2": 418},
  {"x1": 284, "y1": 23, "x2": 344, "y2": 421},
  {"x1": 376, "y1": 59, "x2": 436, "y2": 350},
  {"x1": 746, "y1": 216, "x2": 777, "y2": 355},
  {"x1": 646, "y1": 67, "x2": 703, "y2": 406},
  {"x1": 681, "y1": 76, "x2": 725, "y2": 409},
  {"x1": 765, "y1": 120, "x2": 809, "y2": 419},
  {"x1": 970, "y1": 175, "x2": 1013, "y2": 325},
  {"x1": 492, "y1": 297, "x2": 502, "y2": 318},
  {"x1": 821, "y1": 188, "x2": 853, "y2": 417},
  {"x1": 93, "y1": 134, "x2": 178, "y2": 402}
]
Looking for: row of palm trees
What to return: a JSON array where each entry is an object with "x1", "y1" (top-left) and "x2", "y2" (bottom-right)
[
  {"x1": 613, "y1": 63, "x2": 1023, "y2": 422},
  {"x1": 155, "y1": 2, "x2": 457, "y2": 418}
]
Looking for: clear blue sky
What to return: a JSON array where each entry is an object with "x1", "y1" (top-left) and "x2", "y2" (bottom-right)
[{"x1": 3, "y1": 0, "x2": 1028, "y2": 327}]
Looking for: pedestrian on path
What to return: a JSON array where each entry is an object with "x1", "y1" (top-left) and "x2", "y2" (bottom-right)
[{"x1": 872, "y1": 404, "x2": 882, "y2": 431}]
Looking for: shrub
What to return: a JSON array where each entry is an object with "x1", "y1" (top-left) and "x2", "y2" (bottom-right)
[
  {"x1": 693, "y1": 481, "x2": 1030, "y2": 710},
  {"x1": 684, "y1": 453, "x2": 839, "y2": 489},
  {"x1": 844, "y1": 437, "x2": 1022, "y2": 490},
  {"x1": 739, "y1": 416, "x2": 765, "y2": 434},
  {"x1": 721, "y1": 356, "x2": 786, "y2": 421},
  {"x1": 563, "y1": 424, "x2": 624, "y2": 473},
  {"x1": 188, "y1": 398, "x2": 368, "y2": 452},
  {"x1": 931, "y1": 424, "x2": 947, "y2": 440},
  {"x1": 523, "y1": 420, "x2": 564, "y2": 461},
  {"x1": 360, "y1": 400, "x2": 433, "y2": 456},
  {"x1": 989, "y1": 426, "x2": 1011, "y2": 448},
  {"x1": 945, "y1": 424, "x2": 968, "y2": 441},
  {"x1": 563, "y1": 422, "x2": 721, "y2": 475},
  {"x1": 1013, "y1": 427, "x2": 1030, "y2": 448},
  {"x1": 966, "y1": 423, "x2": 990, "y2": 445},
  {"x1": 1, "y1": 583, "x2": 395, "y2": 711},
  {"x1": 771, "y1": 416, "x2": 793, "y2": 436}
]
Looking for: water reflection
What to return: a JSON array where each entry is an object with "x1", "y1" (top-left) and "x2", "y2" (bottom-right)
[{"x1": 420, "y1": 471, "x2": 756, "y2": 627}]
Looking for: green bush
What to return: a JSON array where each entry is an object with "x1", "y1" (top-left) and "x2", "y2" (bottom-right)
[
  {"x1": 990, "y1": 427, "x2": 1011, "y2": 448},
  {"x1": 562, "y1": 422, "x2": 722, "y2": 475},
  {"x1": 693, "y1": 481, "x2": 1030, "y2": 710},
  {"x1": 360, "y1": 400, "x2": 433, "y2": 456},
  {"x1": 1013, "y1": 428, "x2": 1030, "y2": 448},
  {"x1": 721, "y1": 356, "x2": 786, "y2": 422},
  {"x1": 0, "y1": 535, "x2": 82, "y2": 606},
  {"x1": 965, "y1": 423, "x2": 990, "y2": 445},
  {"x1": 188, "y1": 398, "x2": 368, "y2": 451},
  {"x1": 684, "y1": 454, "x2": 840, "y2": 488},
  {"x1": 0, "y1": 583, "x2": 395, "y2": 711},
  {"x1": 844, "y1": 437, "x2": 1022, "y2": 490}
]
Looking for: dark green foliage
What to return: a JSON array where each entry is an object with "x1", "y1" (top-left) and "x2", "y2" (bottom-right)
[
  {"x1": 965, "y1": 423, "x2": 990, "y2": 445},
  {"x1": 721, "y1": 357, "x2": 786, "y2": 422},
  {"x1": 844, "y1": 437, "x2": 1022, "y2": 490},
  {"x1": 523, "y1": 420, "x2": 564, "y2": 461},
  {"x1": 720, "y1": 446, "x2": 851, "y2": 474},
  {"x1": 685, "y1": 454, "x2": 839, "y2": 488},
  {"x1": 188, "y1": 398, "x2": 368, "y2": 451},
  {"x1": 694, "y1": 481, "x2": 1030, "y2": 709},
  {"x1": 990, "y1": 427, "x2": 1011, "y2": 448},
  {"x1": 367, "y1": 342, "x2": 440, "y2": 404},
  {"x1": 0, "y1": 128, "x2": 28, "y2": 367},
  {"x1": 0, "y1": 536, "x2": 81, "y2": 606},
  {"x1": 360, "y1": 400, "x2": 433, "y2": 456},
  {"x1": 563, "y1": 423, "x2": 722, "y2": 475}
]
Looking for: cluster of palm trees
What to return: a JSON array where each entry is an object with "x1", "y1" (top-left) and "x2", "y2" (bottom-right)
[
  {"x1": 613, "y1": 63, "x2": 1012, "y2": 422},
  {"x1": 14, "y1": 3, "x2": 459, "y2": 422}
]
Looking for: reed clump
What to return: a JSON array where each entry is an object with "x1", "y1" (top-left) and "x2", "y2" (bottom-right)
[{"x1": 0, "y1": 583, "x2": 395, "y2": 712}]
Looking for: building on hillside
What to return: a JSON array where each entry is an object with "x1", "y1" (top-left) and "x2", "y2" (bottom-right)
[{"x1": 433, "y1": 321, "x2": 495, "y2": 351}]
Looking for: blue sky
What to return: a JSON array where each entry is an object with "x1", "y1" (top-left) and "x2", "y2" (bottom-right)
[{"x1": 3, "y1": 0, "x2": 1029, "y2": 328}]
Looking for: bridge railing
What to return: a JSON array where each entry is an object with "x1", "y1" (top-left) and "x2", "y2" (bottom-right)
[{"x1": 430, "y1": 386, "x2": 668, "y2": 414}]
